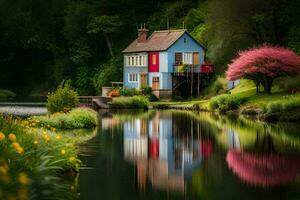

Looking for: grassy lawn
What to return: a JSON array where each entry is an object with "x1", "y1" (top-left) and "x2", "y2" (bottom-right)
[{"x1": 151, "y1": 79, "x2": 296, "y2": 110}]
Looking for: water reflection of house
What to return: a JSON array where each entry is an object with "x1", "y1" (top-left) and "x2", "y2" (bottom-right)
[
  {"x1": 123, "y1": 112, "x2": 212, "y2": 192},
  {"x1": 124, "y1": 119, "x2": 148, "y2": 160}
]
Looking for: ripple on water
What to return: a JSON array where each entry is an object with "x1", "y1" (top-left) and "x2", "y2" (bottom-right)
[{"x1": 0, "y1": 106, "x2": 48, "y2": 117}]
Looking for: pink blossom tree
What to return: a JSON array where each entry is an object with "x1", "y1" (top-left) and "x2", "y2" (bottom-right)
[{"x1": 226, "y1": 45, "x2": 300, "y2": 94}]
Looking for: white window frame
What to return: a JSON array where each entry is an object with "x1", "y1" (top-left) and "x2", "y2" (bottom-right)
[
  {"x1": 128, "y1": 73, "x2": 138, "y2": 83},
  {"x1": 126, "y1": 54, "x2": 148, "y2": 67},
  {"x1": 183, "y1": 52, "x2": 193, "y2": 65}
]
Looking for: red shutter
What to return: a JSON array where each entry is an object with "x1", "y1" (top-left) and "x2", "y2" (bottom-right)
[{"x1": 149, "y1": 52, "x2": 159, "y2": 72}]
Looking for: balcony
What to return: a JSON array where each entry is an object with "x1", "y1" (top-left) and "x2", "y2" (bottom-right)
[{"x1": 173, "y1": 64, "x2": 201, "y2": 75}]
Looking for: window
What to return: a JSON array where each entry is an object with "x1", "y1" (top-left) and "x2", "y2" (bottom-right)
[
  {"x1": 152, "y1": 54, "x2": 157, "y2": 65},
  {"x1": 128, "y1": 73, "x2": 138, "y2": 82},
  {"x1": 175, "y1": 53, "x2": 182, "y2": 65},
  {"x1": 184, "y1": 38, "x2": 187, "y2": 43},
  {"x1": 126, "y1": 54, "x2": 147, "y2": 67},
  {"x1": 139, "y1": 56, "x2": 142, "y2": 66},
  {"x1": 131, "y1": 57, "x2": 134, "y2": 66},
  {"x1": 183, "y1": 52, "x2": 192, "y2": 64}
]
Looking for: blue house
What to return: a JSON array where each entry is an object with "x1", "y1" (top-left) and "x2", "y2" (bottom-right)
[{"x1": 122, "y1": 27, "x2": 210, "y2": 98}]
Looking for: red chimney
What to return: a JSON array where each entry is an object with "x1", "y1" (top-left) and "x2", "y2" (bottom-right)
[{"x1": 137, "y1": 24, "x2": 148, "y2": 43}]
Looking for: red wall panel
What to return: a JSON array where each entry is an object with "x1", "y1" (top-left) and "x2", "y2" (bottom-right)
[{"x1": 149, "y1": 52, "x2": 159, "y2": 72}]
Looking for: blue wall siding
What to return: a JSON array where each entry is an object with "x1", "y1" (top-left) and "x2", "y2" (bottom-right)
[
  {"x1": 167, "y1": 32, "x2": 205, "y2": 72},
  {"x1": 148, "y1": 72, "x2": 160, "y2": 88},
  {"x1": 148, "y1": 72, "x2": 172, "y2": 89},
  {"x1": 124, "y1": 67, "x2": 147, "y2": 88},
  {"x1": 159, "y1": 51, "x2": 168, "y2": 72}
]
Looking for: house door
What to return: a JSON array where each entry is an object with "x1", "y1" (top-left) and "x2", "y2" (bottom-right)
[
  {"x1": 193, "y1": 52, "x2": 200, "y2": 65},
  {"x1": 140, "y1": 74, "x2": 148, "y2": 88},
  {"x1": 152, "y1": 77, "x2": 160, "y2": 90}
]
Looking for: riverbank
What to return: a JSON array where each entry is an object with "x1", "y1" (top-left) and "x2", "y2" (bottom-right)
[{"x1": 151, "y1": 80, "x2": 300, "y2": 123}]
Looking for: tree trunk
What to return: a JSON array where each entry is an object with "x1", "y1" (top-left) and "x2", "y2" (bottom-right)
[
  {"x1": 262, "y1": 76, "x2": 273, "y2": 94},
  {"x1": 255, "y1": 80, "x2": 260, "y2": 94},
  {"x1": 104, "y1": 33, "x2": 114, "y2": 58}
]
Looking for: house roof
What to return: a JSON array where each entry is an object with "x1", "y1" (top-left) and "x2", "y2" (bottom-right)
[{"x1": 122, "y1": 29, "x2": 205, "y2": 53}]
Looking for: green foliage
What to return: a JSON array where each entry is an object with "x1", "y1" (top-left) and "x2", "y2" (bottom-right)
[
  {"x1": 110, "y1": 96, "x2": 149, "y2": 109},
  {"x1": 0, "y1": 89, "x2": 16, "y2": 98},
  {"x1": 141, "y1": 86, "x2": 152, "y2": 96},
  {"x1": 87, "y1": 15, "x2": 122, "y2": 35},
  {"x1": 264, "y1": 94, "x2": 300, "y2": 114},
  {"x1": 275, "y1": 75, "x2": 300, "y2": 91},
  {"x1": 92, "y1": 56, "x2": 123, "y2": 95},
  {"x1": 46, "y1": 81, "x2": 79, "y2": 114},
  {"x1": 209, "y1": 94, "x2": 248, "y2": 112},
  {"x1": 203, "y1": 76, "x2": 228, "y2": 97},
  {"x1": 32, "y1": 108, "x2": 98, "y2": 129},
  {"x1": 119, "y1": 88, "x2": 141, "y2": 96}
]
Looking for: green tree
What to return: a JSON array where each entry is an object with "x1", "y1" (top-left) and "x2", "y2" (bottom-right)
[{"x1": 87, "y1": 15, "x2": 123, "y2": 57}]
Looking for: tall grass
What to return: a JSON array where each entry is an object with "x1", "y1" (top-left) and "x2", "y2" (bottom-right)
[
  {"x1": 110, "y1": 96, "x2": 149, "y2": 109},
  {"x1": 209, "y1": 94, "x2": 248, "y2": 112},
  {"x1": 31, "y1": 108, "x2": 98, "y2": 129},
  {"x1": 265, "y1": 94, "x2": 300, "y2": 114}
]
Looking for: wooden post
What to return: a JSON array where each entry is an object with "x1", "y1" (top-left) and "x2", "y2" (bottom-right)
[
  {"x1": 191, "y1": 65, "x2": 193, "y2": 97},
  {"x1": 197, "y1": 71, "x2": 200, "y2": 96}
]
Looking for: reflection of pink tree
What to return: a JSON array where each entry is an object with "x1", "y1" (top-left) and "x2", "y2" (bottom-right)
[{"x1": 226, "y1": 150, "x2": 300, "y2": 186}]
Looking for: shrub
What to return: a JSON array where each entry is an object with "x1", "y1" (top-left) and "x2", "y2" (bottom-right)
[
  {"x1": 110, "y1": 96, "x2": 149, "y2": 109},
  {"x1": 32, "y1": 108, "x2": 98, "y2": 129},
  {"x1": 141, "y1": 86, "x2": 152, "y2": 96},
  {"x1": 46, "y1": 80, "x2": 79, "y2": 114},
  {"x1": 266, "y1": 102, "x2": 283, "y2": 113},
  {"x1": 203, "y1": 76, "x2": 228, "y2": 97},
  {"x1": 119, "y1": 88, "x2": 141, "y2": 96},
  {"x1": 209, "y1": 94, "x2": 248, "y2": 112}
]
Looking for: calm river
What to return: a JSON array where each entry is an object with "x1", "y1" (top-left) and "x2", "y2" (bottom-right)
[{"x1": 78, "y1": 110, "x2": 300, "y2": 200}]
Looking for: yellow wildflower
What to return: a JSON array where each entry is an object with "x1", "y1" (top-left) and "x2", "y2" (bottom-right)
[
  {"x1": 0, "y1": 132, "x2": 5, "y2": 141},
  {"x1": 33, "y1": 140, "x2": 38, "y2": 145},
  {"x1": 8, "y1": 133, "x2": 16, "y2": 142},
  {"x1": 69, "y1": 157, "x2": 76, "y2": 162},
  {"x1": 51, "y1": 127, "x2": 56, "y2": 132},
  {"x1": 16, "y1": 147, "x2": 24, "y2": 154},
  {"x1": 55, "y1": 135, "x2": 61, "y2": 140},
  {"x1": 18, "y1": 173, "x2": 29, "y2": 185},
  {"x1": 12, "y1": 142, "x2": 24, "y2": 154},
  {"x1": 60, "y1": 149, "x2": 66, "y2": 155}
]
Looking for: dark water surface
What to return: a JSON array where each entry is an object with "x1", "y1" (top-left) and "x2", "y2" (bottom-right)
[{"x1": 78, "y1": 110, "x2": 300, "y2": 200}]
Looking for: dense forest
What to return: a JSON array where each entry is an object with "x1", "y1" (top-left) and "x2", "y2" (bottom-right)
[{"x1": 0, "y1": 0, "x2": 300, "y2": 96}]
